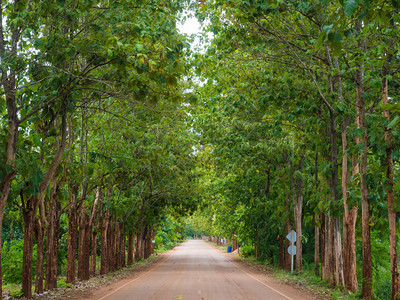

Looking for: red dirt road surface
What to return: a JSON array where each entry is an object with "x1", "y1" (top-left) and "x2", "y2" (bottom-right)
[{"x1": 85, "y1": 240, "x2": 315, "y2": 300}]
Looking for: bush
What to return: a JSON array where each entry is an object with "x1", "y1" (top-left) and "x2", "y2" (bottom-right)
[
  {"x1": 2, "y1": 240, "x2": 37, "y2": 284},
  {"x1": 155, "y1": 231, "x2": 171, "y2": 249},
  {"x1": 240, "y1": 245, "x2": 254, "y2": 258}
]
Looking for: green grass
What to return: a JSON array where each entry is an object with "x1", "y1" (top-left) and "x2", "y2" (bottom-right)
[
  {"x1": 208, "y1": 242, "x2": 360, "y2": 300},
  {"x1": 272, "y1": 268, "x2": 359, "y2": 299},
  {"x1": 3, "y1": 283, "x2": 23, "y2": 297}
]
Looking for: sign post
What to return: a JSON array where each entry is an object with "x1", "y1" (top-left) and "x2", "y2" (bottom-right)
[{"x1": 286, "y1": 230, "x2": 296, "y2": 274}]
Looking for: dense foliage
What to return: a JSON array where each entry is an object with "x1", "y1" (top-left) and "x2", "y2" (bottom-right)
[
  {"x1": 1, "y1": 0, "x2": 400, "y2": 299},
  {"x1": 186, "y1": 1, "x2": 400, "y2": 299}
]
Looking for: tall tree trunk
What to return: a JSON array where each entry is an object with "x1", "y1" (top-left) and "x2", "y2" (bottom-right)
[
  {"x1": 90, "y1": 230, "x2": 98, "y2": 276},
  {"x1": 291, "y1": 156, "x2": 304, "y2": 272},
  {"x1": 314, "y1": 150, "x2": 320, "y2": 277},
  {"x1": 107, "y1": 218, "x2": 113, "y2": 270},
  {"x1": 127, "y1": 231, "x2": 134, "y2": 265},
  {"x1": 100, "y1": 210, "x2": 110, "y2": 275},
  {"x1": 121, "y1": 227, "x2": 126, "y2": 267},
  {"x1": 285, "y1": 193, "x2": 292, "y2": 271},
  {"x1": 353, "y1": 20, "x2": 373, "y2": 299},
  {"x1": 45, "y1": 174, "x2": 59, "y2": 290},
  {"x1": 88, "y1": 186, "x2": 101, "y2": 275},
  {"x1": 22, "y1": 198, "x2": 37, "y2": 298},
  {"x1": 84, "y1": 216, "x2": 91, "y2": 279},
  {"x1": 34, "y1": 218, "x2": 45, "y2": 294},
  {"x1": 356, "y1": 54, "x2": 373, "y2": 300},
  {"x1": 328, "y1": 108, "x2": 345, "y2": 287},
  {"x1": 322, "y1": 213, "x2": 335, "y2": 284},
  {"x1": 66, "y1": 187, "x2": 78, "y2": 284},
  {"x1": 314, "y1": 212, "x2": 320, "y2": 277},
  {"x1": 78, "y1": 211, "x2": 90, "y2": 280},
  {"x1": 294, "y1": 204, "x2": 302, "y2": 271},
  {"x1": 342, "y1": 125, "x2": 358, "y2": 292},
  {"x1": 144, "y1": 226, "x2": 151, "y2": 259},
  {"x1": 51, "y1": 203, "x2": 61, "y2": 290},
  {"x1": 334, "y1": 56, "x2": 358, "y2": 292},
  {"x1": 115, "y1": 221, "x2": 121, "y2": 269},
  {"x1": 320, "y1": 213, "x2": 326, "y2": 280},
  {"x1": 135, "y1": 228, "x2": 145, "y2": 261},
  {"x1": 383, "y1": 77, "x2": 398, "y2": 300}
]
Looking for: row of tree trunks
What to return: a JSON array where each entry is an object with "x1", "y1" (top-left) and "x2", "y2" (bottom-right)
[
  {"x1": 135, "y1": 225, "x2": 155, "y2": 261},
  {"x1": 135, "y1": 228, "x2": 145, "y2": 261}
]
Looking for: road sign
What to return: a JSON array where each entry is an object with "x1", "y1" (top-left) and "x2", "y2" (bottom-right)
[
  {"x1": 286, "y1": 230, "x2": 296, "y2": 243},
  {"x1": 288, "y1": 245, "x2": 296, "y2": 256}
]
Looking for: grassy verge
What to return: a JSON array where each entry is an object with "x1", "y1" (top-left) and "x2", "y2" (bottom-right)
[
  {"x1": 208, "y1": 241, "x2": 359, "y2": 300},
  {"x1": 3, "y1": 246, "x2": 175, "y2": 299}
]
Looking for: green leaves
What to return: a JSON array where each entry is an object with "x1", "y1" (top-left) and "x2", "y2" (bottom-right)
[
  {"x1": 343, "y1": 0, "x2": 359, "y2": 16},
  {"x1": 387, "y1": 116, "x2": 400, "y2": 129}
]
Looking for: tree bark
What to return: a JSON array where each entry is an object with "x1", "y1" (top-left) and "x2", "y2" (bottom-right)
[
  {"x1": 328, "y1": 107, "x2": 345, "y2": 287},
  {"x1": 383, "y1": 77, "x2": 398, "y2": 300},
  {"x1": 121, "y1": 227, "x2": 126, "y2": 267},
  {"x1": 322, "y1": 213, "x2": 335, "y2": 284},
  {"x1": 78, "y1": 210, "x2": 90, "y2": 280},
  {"x1": 285, "y1": 194, "x2": 292, "y2": 271},
  {"x1": 291, "y1": 156, "x2": 304, "y2": 272},
  {"x1": 314, "y1": 212, "x2": 320, "y2": 277},
  {"x1": 356, "y1": 56, "x2": 373, "y2": 300},
  {"x1": 90, "y1": 230, "x2": 98, "y2": 276},
  {"x1": 342, "y1": 128, "x2": 358, "y2": 293},
  {"x1": 22, "y1": 198, "x2": 37, "y2": 298},
  {"x1": 320, "y1": 213, "x2": 326, "y2": 280},
  {"x1": 66, "y1": 186, "x2": 78, "y2": 284},
  {"x1": 135, "y1": 228, "x2": 145, "y2": 261},
  {"x1": 100, "y1": 210, "x2": 110, "y2": 275},
  {"x1": 45, "y1": 174, "x2": 59, "y2": 290},
  {"x1": 34, "y1": 218, "x2": 45, "y2": 295},
  {"x1": 51, "y1": 203, "x2": 61, "y2": 289},
  {"x1": 127, "y1": 231, "x2": 134, "y2": 265},
  {"x1": 88, "y1": 186, "x2": 101, "y2": 275}
]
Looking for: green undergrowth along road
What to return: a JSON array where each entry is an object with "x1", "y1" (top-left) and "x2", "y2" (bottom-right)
[
  {"x1": 4, "y1": 246, "x2": 181, "y2": 299},
  {"x1": 209, "y1": 241, "x2": 357, "y2": 300}
]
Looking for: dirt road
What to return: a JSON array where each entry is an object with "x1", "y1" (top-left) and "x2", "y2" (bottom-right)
[{"x1": 86, "y1": 240, "x2": 314, "y2": 300}]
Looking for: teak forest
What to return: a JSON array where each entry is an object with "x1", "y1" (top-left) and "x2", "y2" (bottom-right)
[{"x1": 0, "y1": 0, "x2": 399, "y2": 299}]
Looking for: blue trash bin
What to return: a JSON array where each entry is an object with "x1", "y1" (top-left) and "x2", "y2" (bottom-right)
[{"x1": 227, "y1": 246, "x2": 232, "y2": 253}]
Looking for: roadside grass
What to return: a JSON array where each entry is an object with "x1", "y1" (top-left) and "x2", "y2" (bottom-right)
[
  {"x1": 3, "y1": 242, "x2": 183, "y2": 299},
  {"x1": 272, "y1": 268, "x2": 359, "y2": 299},
  {"x1": 208, "y1": 241, "x2": 359, "y2": 300}
]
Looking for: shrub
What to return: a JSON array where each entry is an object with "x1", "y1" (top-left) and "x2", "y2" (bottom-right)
[{"x1": 2, "y1": 240, "x2": 37, "y2": 284}]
